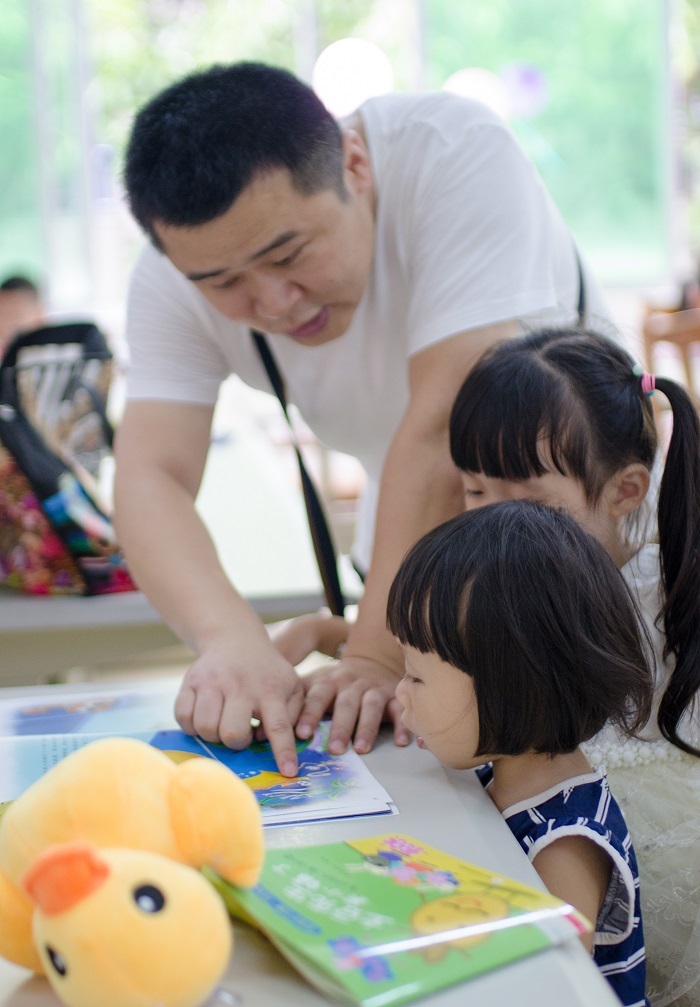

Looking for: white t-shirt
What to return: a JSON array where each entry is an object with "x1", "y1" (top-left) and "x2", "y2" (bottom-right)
[{"x1": 125, "y1": 91, "x2": 609, "y2": 569}]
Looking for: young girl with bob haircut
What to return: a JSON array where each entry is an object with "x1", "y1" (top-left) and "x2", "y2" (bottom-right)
[
  {"x1": 387, "y1": 500, "x2": 653, "y2": 1007},
  {"x1": 449, "y1": 327, "x2": 700, "y2": 1007}
]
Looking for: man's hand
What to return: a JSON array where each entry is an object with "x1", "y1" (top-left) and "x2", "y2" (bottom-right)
[
  {"x1": 295, "y1": 656, "x2": 411, "y2": 755},
  {"x1": 174, "y1": 635, "x2": 305, "y2": 777}
]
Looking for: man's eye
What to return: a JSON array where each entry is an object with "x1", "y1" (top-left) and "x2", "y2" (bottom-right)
[
  {"x1": 274, "y1": 248, "x2": 301, "y2": 268},
  {"x1": 464, "y1": 489, "x2": 483, "y2": 498},
  {"x1": 212, "y1": 276, "x2": 239, "y2": 290}
]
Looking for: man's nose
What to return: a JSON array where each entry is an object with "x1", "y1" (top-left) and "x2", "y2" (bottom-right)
[{"x1": 252, "y1": 275, "x2": 302, "y2": 320}]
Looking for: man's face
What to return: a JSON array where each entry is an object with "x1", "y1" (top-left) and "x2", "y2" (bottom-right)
[{"x1": 154, "y1": 138, "x2": 375, "y2": 348}]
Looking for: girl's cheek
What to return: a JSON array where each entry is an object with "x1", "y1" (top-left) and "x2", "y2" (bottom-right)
[{"x1": 395, "y1": 680, "x2": 413, "y2": 715}]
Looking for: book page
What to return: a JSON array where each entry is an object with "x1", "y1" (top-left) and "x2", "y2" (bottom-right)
[
  {"x1": 0, "y1": 681, "x2": 179, "y2": 737},
  {"x1": 218, "y1": 834, "x2": 589, "y2": 1007},
  {"x1": 0, "y1": 685, "x2": 396, "y2": 825}
]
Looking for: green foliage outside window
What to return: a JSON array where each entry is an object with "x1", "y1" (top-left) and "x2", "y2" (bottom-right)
[
  {"x1": 423, "y1": 0, "x2": 668, "y2": 283},
  {"x1": 0, "y1": 4, "x2": 42, "y2": 280},
  {"x1": 86, "y1": 0, "x2": 374, "y2": 154},
  {"x1": 2, "y1": 0, "x2": 697, "y2": 293}
]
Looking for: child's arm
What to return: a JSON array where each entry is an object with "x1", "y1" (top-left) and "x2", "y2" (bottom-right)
[
  {"x1": 271, "y1": 614, "x2": 350, "y2": 668},
  {"x1": 532, "y1": 837, "x2": 612, "y2": 953}
]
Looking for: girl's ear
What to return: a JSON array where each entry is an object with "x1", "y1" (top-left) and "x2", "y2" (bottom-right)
[{"x1": 606, "y1": 464, "x2": 650, "y2": 517}]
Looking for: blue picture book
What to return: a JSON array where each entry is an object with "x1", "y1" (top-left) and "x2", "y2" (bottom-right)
[{"x1": 0, "y1": 682, "x2": 396, "y2": 826}]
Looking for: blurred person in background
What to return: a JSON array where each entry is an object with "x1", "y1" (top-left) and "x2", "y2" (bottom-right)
[{"x1": 0, "y1": 276, "x2": 45, "y2": 358}]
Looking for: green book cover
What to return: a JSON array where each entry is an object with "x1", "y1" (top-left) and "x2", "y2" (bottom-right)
[{"x1": 214, "y1": 833, "x2": 590, "y2": 1006}]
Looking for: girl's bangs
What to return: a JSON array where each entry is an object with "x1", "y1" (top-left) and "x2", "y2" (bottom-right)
[
  {"x1": 387, "y1": 523, "x2": 474, "y2": 666},
  {"x1": 450, "y1": 356, "x2": 588, "y2": 483}
]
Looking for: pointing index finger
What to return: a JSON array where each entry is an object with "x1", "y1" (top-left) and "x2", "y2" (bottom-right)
[{"x1": 259, "y1": 698, "x2": 300, "y2": 777}]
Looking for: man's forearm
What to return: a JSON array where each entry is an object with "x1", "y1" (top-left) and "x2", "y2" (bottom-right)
[
  {"x1": 346, "y1": 321, "x2": 517, "y2": 673},
  {"x1": 114, "y1": 468, "x2": 269, "y2": 654},
  {"x1": 345, "y1": 423, "x2": 464, "y2": 671}
]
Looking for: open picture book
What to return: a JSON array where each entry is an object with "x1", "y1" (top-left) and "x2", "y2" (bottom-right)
[
  {"x1": 0, "y1": 682, "x2": 396, "y2": 825},
  {"x1": 213, "y1": 832, "x2": 590, "y2": 1006}
]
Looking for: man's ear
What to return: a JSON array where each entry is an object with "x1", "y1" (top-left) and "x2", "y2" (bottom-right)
[
  {"x1": 341, "y1": 129, "x2": 373, "y2": 194},
  {"x1": 606, "y1": 463, "x2": 651, "y2": 517}
]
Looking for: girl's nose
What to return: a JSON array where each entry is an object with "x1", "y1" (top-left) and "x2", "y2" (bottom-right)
[{"x1": 395, "y1": 677, "x2": 408, "y2": 708}]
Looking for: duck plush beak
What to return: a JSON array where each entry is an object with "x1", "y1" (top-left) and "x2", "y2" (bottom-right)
[{"x1": 23, "y1": 842, "x2": 111, "y2": 916}]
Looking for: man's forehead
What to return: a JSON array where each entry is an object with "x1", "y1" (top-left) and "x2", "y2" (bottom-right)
[{"x1": 154, "y1": 174, "x2": 336, "y2": 276}]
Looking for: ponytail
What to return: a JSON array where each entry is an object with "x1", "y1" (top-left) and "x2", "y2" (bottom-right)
[
  {"x1": 448, "y1": 327, "x2": 700, "y2": 754},
  {"x1": 654, "y1": 376, "x2": 700, "y2": 756}
]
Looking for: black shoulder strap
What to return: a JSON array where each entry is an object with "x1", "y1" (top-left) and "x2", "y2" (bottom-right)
[
  {"x1": 251, "y1": 330, "x2": 346, "y2": 617},
  {"x1": 575, "y1": 248, "x2": 586, "y2": 324}
]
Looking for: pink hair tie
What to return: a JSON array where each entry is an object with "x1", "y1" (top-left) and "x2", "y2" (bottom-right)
[{"x1": 641, "y1": 372, "x2": 655, "y2": 396}]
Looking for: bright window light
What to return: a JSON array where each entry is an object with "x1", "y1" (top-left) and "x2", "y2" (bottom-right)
[{"x1": 312, "y1": 38, "x2": 394, "y2": 118}]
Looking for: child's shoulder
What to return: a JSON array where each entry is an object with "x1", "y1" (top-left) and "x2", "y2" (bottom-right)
[
  {"x1": 500, "y1": 771, "x2": 635, "y2": 862},
  {"x1": 475, "y1": 767, "x2": 631, "y2": 850},
  {"x1": 498, "y1": 773, "x2": 644, "y2": 957},
  {"x1": 500, "y1": 769, "x2": 609, "y2": 820}
]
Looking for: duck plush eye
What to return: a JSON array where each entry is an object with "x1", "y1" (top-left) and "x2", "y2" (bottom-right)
[
  {"x1": 133, "y1": 884, "x2": 166, "y2": 913},
  {"x1": 46, "y1": 945, "x2": 68, "y2": 976}
]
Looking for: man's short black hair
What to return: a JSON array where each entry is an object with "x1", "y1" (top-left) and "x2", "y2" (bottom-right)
[
  {"x1": 124, "y1": 62, "x2": 346, "y2": 246},
  {"x1": 387, "y1": 501, "x2": 653, "y2": 758}
]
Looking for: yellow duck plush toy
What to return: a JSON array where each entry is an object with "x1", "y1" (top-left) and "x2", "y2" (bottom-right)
[{"x1": 0, "y1": 736, "x2": 265, "y2": 1007}]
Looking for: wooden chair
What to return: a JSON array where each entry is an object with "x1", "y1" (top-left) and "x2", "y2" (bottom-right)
[{"x1": 642, "y1": 308, "x2": 700, "y2": 401}]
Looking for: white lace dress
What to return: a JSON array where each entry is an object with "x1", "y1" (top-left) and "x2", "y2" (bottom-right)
[{"x1": 583, "y1": 545, "x2": 700, "y2": 1007}]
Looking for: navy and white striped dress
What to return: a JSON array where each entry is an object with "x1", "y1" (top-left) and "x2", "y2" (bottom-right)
[{"x1": 476, "y1": 766, "x2": 649, "y2": 1007}]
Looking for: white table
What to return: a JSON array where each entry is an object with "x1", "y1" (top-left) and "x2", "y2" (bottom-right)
[{"x1": 0, "y1": 680, "x2": 619, "y2": 1007}]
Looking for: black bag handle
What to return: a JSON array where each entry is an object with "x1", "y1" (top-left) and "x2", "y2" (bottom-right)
[
  {"x1": 1, "y1": 320, "x2": 110, "y2": 361},
  {"x1": 0, "y1": 321, "x2": 115, "y2": 447},
  {"x1": 251, "y1": 330, "x2": 346, "y2": 617}
]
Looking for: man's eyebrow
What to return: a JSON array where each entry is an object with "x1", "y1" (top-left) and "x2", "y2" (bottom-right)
[
  {"x1": 250, "y1": 230, "x2": 298, "y2": 261},
  {"x1": 186, "y1": 267, "x2": 228, "y2": 281},
  {"x1": 185, "y1": 231, "x2": 299, "y2": 282}
]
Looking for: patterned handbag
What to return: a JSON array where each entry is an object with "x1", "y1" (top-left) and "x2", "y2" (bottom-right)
[{"x1": 0, "y1": 322, "x2": 135, "y2": 595}]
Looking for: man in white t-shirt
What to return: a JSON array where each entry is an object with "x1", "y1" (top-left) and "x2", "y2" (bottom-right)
[{"x1": 117, "y1": 62, "x2": 607, "y2": 776}]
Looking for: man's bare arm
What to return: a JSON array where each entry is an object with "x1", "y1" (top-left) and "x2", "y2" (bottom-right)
[
  {"x1": 296, "y1": 320, "x2": 517, "y2": 753},
  {"x1": 113, "y1": 400, "x2": 304, "y2": 774}
]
